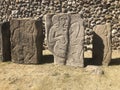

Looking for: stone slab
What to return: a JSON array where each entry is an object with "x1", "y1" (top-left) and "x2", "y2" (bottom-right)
[
  {"x1": 92, "y1": 23, "x2": 112, "y2": 66},
  {"x1": 0, "y1": 23, "x2": 2, "y2": 60},
  {"x1": 10, "y1": 19, "x2": 43, "y2": 64},
  {"x1": 45, "y1": 13, "x2": 84, "y2": 67},
  {"x1": 0, "y1": 22, "x2": 11, "y2": 61}
]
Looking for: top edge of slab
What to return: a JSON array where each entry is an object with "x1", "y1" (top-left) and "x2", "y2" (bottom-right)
[
  {"x1": 11, "y1": 18, "x2": 41, "y2": 21},
  {"x1": 45, "y1": 13, "x2": 81, "y2": 16}
]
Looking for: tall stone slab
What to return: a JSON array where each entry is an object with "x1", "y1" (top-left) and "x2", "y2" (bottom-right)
[
  {"x1": 92, "y1": 23, "x2": 112, "y2": 66},
  {"x1": 0, "y1": 22, "x2": 11, "y2": 61},
  {"x1": 45, "y1": 13, "x2": 84, "y2": 67},
  {"x1": 0, "y1": 23, "x2": 2, "y2": 60},
  {"x1": 10, "y1": 19, "x2": 43, "y2": 64}
]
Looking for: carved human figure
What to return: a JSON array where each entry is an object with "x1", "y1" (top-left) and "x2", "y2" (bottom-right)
[
  {"x1": 66, "y1": 14, "x2": 84, "y2": 67},
  {"x1": 48, "y1": 14, "x2": 69, "y2": 65},
  {"x1": 45, "y1": 13, "x2": 84, "y2": 67}
]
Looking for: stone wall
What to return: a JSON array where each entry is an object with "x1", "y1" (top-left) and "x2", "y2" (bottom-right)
[{"x1": 0, "y1": 0, "x2": 120, "y2": 50}]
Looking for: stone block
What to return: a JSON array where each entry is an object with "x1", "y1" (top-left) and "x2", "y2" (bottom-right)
[
  {"x1": 0, "y1": 22, "x2": 11, "y2": 61},
  {"x1": 92, "y1": 23, "x2": 112, "y2": 66},
  {"x1": 45, "y1": 13, "x2": 84, "y2": 67},
  {"x1": 10, "y1": 19, "x2": 43, "y2": 64}
]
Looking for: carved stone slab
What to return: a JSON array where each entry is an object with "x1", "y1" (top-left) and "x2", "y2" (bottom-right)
[
  {"x1": 0, "y1": 22, "x2": 11, "y2": 61},
  {"x1": 10, "y1": 19, "x2": 43, "y2": 64},
  {"x1": 92, "y1": 23, "x2": 112, "y2": 66},
  {"x1": 45, "y1": 14, "x2": 84, "y2": 67}
]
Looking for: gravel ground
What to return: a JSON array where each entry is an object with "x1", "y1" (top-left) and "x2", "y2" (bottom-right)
[{"x1": 0, "y1": 50, "x2": 120, "y2": 90}]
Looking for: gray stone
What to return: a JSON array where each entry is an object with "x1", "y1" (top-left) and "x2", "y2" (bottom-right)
[
  {"x1": 45, "y1": 13, "x2": 84, "y2": 67},
  {"x1": 92, "y1": 23, "x2": 112, "y2": 66},
  {"x1": 0, "y1": 0, "x2": 120, "y2": 51},
  {"x1": 10, "y1": 18, "x2": 43, "y2": 64},
  {"x1": 85, "y1": 65, "x2": 104, "y2": 75},
  {"x1": 0, "y1": 23, "x2": 2, "y2": 60},
  {"x1": 0, "y1": 22, "x2": 11, "y2": 61}
]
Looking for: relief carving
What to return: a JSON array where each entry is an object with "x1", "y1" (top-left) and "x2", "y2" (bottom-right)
[
  {"x1": 45, "y1": 14, "x2": 84, "y2": 67},
  {"x1": 10, "y1": 19, "x2": 43, "y2": 64}
]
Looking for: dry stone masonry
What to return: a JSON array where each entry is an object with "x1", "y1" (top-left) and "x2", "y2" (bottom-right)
[
  {"x1": 93, "y1": 23, "x2": 112, "y2": 66},
  {"x1": 0, "y1": 0, "x2": 119, "y2": 67},
  {"x1": 0, "y1": 22, "x2": 11, "y2": 61},
  {"x1": 45, "y1": 13, "x2": 84, "y2": 67},
  {"x1": 10, "y1": 18, "x2": 43, "y2": 64},
  {"x1": 0, "y1": 0, "x2": 119, "y2": 50}
]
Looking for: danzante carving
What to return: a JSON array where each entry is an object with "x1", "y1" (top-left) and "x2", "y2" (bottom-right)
[
  {"x1": 10, "y1": 19, "x2": 43, "y2": 64},
  {"x1": 45, "y1": 13, "x2": 84, "y2": 67}
]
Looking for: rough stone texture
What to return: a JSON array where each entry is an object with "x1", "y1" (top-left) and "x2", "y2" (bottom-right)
[
  {"x1": 10, "y1": 19, "x2": 43, "y2": 64},
  {"x1": 0, "y1": 23, "x2": 2, "y2": 60},
  {"x1": 92, "y1": 23, "x2": 112, "y2": 66},
  {"x1": 85, "y1": 65, "x2": 104, "y2": 75},
  {"x1": 45, "y1": 13, "x2": 84, "y2": 67},
  {"x1": 0, "y1": 0, "x2": 120, "y2": 51},
  {"x1": 0, "y1": 22, "x2": 11, "y2": 61}
]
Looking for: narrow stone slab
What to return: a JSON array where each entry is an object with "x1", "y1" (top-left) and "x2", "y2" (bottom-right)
[
  {"x1": 10, "y1": 19, "x2": 43, "y2": 64},
  {"x1": 92, "y1": 23, "x2": 112, "y2": 66},
  {"x1": 0, "y1": 23, "x2": 2, "y2": 60},
  {"x1": 45, "y1": 14, "x2": 84, "y2": 67},
  {"x1": 0, "y1": 22, "x2": 11, "y2": 61}
]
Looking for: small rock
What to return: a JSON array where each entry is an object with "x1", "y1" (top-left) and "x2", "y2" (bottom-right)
[{"x1": 85, "y1": 65, "x2": 104, "y2": 75}]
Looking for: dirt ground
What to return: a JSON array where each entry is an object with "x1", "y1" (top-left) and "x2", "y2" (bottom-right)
[{"x1": 0, "y1": 50, "x2": 120, "y2": 90}]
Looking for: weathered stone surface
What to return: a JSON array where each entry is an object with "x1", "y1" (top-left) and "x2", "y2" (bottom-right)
[
  {"x1": 92, "y1": 23, "x2": 112, "y2": 66},
  {"x1": 85, "y1": 65, "x2": 104, "y2": 75},
  {"x1": 0, "y1": 23, "x2": 2, "y2": 60},
  {"x1": 0, "y1": 22, "x2": 11, "y2": 61},
  {"x1": 45, "y1": 13, "x2": 84, "y2": 67},
  {"x1": 10, "y1": 19, "x2": 43, "y2": 64},
  {"x1": 66, "y1": 14, "x2": 84, "y2": 67},
  {"x1": 0, "y1": 0, "x2": 120, "y2": 51}
]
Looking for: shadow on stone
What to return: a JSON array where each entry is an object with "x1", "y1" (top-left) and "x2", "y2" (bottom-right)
[
  {"x1": 1, "y1": 22, "x2": 11, "y2": 61},
  {"x1": 109, "y1": 58, "x2": 120, "y2": 65},
  {"x1": 41, "y1": 55, "x2": 54, "y2": 64},
  {"x1": 84, "y1": 58, "x2": 92, "y2": 67},
  {"x1": 92, "y1": 32, "x2": 104, "y2": 65}
]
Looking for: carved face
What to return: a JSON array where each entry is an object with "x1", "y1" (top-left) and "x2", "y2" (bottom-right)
[{"x1": 59, "y1": 15, "x2": 69, "y2": 27}]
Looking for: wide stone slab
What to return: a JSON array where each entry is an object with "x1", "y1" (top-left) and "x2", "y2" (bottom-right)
[
  {"x1": 10, "y1": 19, "x2": 43, "y2": 64},
  {"x1": 92, "y1": 23, "x2": 112, "y2": 66},
  {"x1": 45, "y1": 13, "x2": 84, "y2": 67},
  {"x1": 0, "y1": 22, "x2": 11, "y2": 61}
]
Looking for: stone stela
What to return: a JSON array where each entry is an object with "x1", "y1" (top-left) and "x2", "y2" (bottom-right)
[
  {"x1": 45, "y1": 13, "x2": 84, "y2": 67},
  {"x1": 10, "y1": 19, "x2": 43, "y2": 64},
  {"x1": 92, "y1": 23, "x2": 112, "y2": 66},
  {"x1": 0, "y1": 15, "x2": 112, "y2": 67}
]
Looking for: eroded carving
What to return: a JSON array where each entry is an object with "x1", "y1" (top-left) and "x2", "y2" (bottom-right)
[
  {"x1": 10, "y1": 19, "x2": 43, "y2": 64},
  {"x1": 45, "y1": 14, "x2": 84, "y2": 67},
  {"x1": 66, "y1": 14, "x2": 84, "y2": 67}
]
